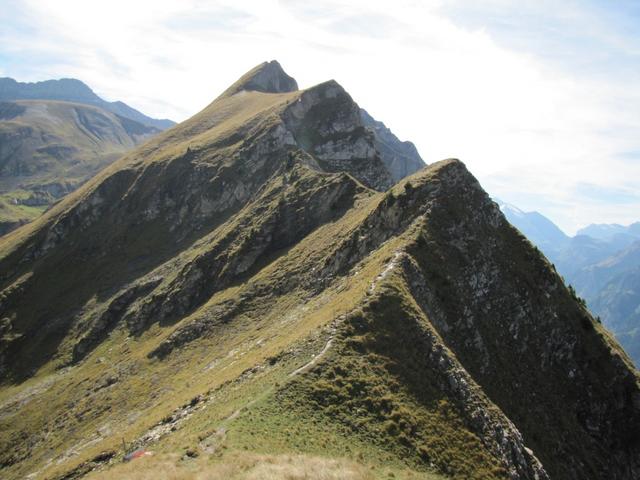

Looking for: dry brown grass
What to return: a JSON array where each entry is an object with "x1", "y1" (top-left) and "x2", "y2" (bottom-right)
[{"x1": 88, "y1": 452, "x2": 375, "y2": 480}]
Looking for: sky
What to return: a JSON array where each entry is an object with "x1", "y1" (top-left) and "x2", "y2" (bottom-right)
[{"x1": 1, "y1": 0, "x2": 638, "y2": 234}]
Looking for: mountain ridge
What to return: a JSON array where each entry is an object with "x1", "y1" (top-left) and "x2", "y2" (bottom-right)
[
  {"x1": 577, "y1": 221, "x2": 640, "y2": 241},
  {"x1": 0, "y1": 62, "x2": 638, "y2": 480}
]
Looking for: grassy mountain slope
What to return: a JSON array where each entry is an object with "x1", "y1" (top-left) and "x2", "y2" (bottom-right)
[
  {"x1": 0, "y1": 62, "x2": 638, "y2": 480},
  {"x1": 0, "y1": 99, "x2": 161, "y2": 235}
]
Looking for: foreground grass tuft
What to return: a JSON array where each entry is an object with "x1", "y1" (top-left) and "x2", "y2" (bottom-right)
[{"x1": 87, "y1": 451, "x2": 423, "y2": 480}]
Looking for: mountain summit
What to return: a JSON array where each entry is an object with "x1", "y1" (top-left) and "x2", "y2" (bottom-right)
[
  {"x1": 223, "y1": 60, "x2": 299, "y2": 96},
  {"x1": 0, "y1": 62, "x2": 638, "y2": 480}
]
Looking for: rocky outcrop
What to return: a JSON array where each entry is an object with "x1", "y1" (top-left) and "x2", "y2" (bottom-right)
[
  {"x1": 282, "y1": 81, "x2": 394, "y2": 191},
  {"x1": 0, "y1": 102, "x2": 25, "y2": 121},
  {"x1": 72, "y1": 277, "x2": 162, "y2": 362},
  {"x1": 124, "y1": 163, "x2": 363, "y2": 338}
]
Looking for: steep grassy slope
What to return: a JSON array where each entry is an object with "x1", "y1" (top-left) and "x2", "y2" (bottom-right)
[
  {"x1": 0, "y1": 62, "x2": 638, "y2": 480},
  {"x1": 0, "y1": 100, "x2": 160, "y2": 234},
  {"x1": 498, "y1": 204, "x2": 640, "y2": 366}
]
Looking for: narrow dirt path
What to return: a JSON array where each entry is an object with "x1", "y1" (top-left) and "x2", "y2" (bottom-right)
[{"x1": 288, "y1": 338, "x2": 334, "y2": 377}]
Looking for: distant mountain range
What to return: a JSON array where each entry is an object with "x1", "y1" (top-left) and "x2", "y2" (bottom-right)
[
  {"x1": 577, "y1": 222, "x2": 640, "y2": 241},
  {"x1": 0, "y1": 77, "x2": 176, "y2": 235},
  {"x1": 0, "y1": 77, "x2": 175, "y2": 130},
  {"x1": 0, "y1": 99, "x2": 162, "y2": 235},
  {"x1": 498, "y1": 200, "x2": 640, "y2": 365}
]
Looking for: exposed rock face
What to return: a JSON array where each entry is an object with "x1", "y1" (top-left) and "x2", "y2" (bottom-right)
[
  {"x1": 360, "y1": 108, "x2": 425, "y2": 182},
  {"x1": 72, "y1": 277, "x2": 162, "y2": 362},
  {"x1": 283, "y1": 81, "x2": 394, "y2": 190},
  {"x1": 0, "y1": 62, "x2": 638, "y2": 480}
]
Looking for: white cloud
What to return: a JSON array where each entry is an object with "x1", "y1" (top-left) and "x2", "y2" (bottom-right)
[{"x1": 4, "y1": 0, "x2": 640, "y2": 234}]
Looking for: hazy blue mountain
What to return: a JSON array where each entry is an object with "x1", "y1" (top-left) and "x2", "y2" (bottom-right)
[
  {"x1": 570, "y1": 241, "x2": 640, "y2": 362},
  {"x1": 554, "y1": 235, "x2": 623, "y2": 278},
  {"x1": 496, "y1": 200, "x2": 570, "y2": 259},
  {"x1": 576, "y1": 223, "x2": 640, "y2": 254},
  {"x1": 577, "y1": 222, "x2": 640, "y2": 241},
  {"x1": 0, "y1": 77, "x2": 175, "y2": 130},
  {"x1": 571, "y1": 240, "x2": 640, "y2": 298}
]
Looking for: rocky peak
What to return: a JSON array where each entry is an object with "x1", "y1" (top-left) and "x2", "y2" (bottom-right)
[
  {"x1": 223, "y1": 60, "x2": 299, "y2": 96},
  {"x1": 282, "y1": 80, "x2": 394, "y2": 191}
]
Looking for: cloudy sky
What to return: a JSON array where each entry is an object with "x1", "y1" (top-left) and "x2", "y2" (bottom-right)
[{"x1": 1, "y1": 0, "x2": 638, "y2": 234}]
